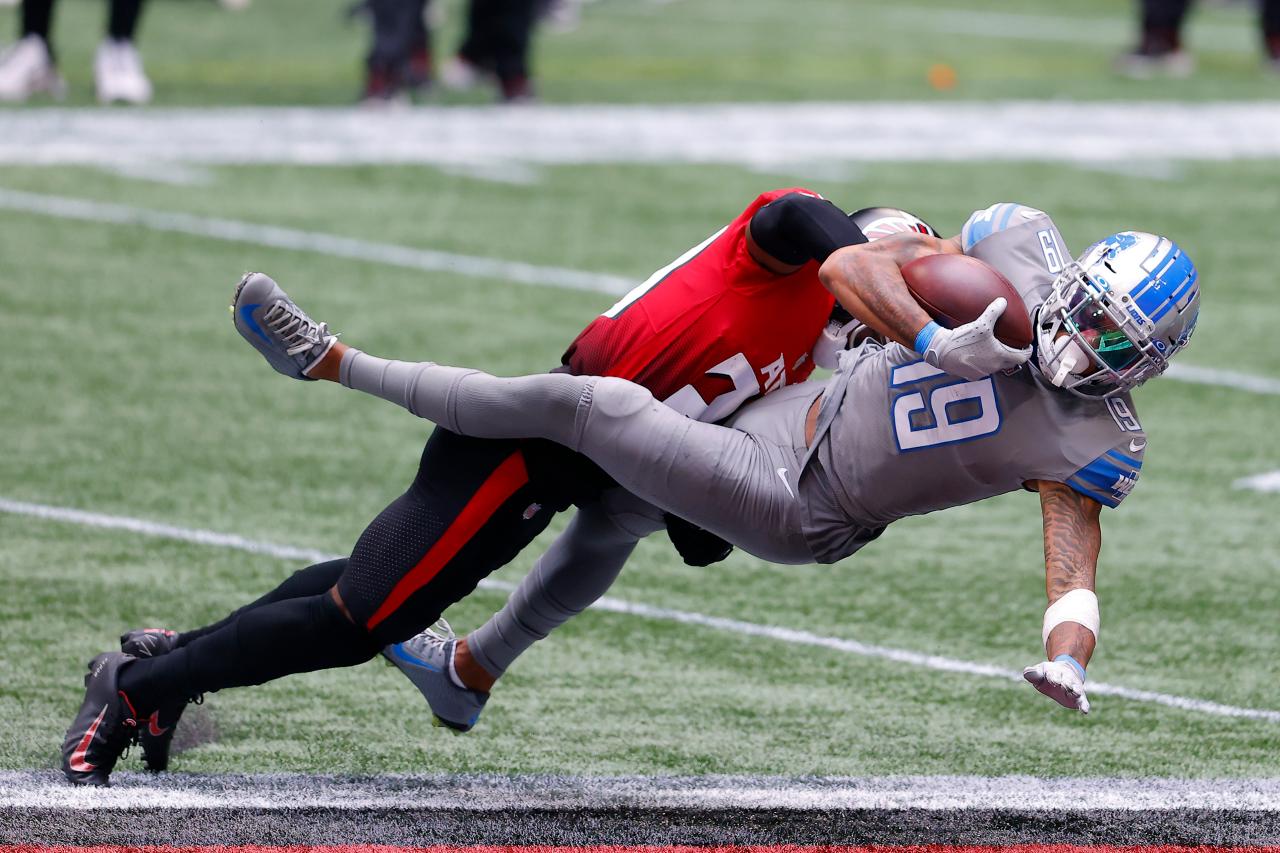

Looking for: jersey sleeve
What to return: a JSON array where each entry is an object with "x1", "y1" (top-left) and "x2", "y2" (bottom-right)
[
  {"x1": 1063, "y1": 438, "x2": 1145, "y2": 508},
  {"x1": 961, "y1": 202, "x2": 1048, "y2": 253}
]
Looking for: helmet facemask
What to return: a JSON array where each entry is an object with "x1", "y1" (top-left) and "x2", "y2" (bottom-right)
[{"x1": 1035, "y1": 261, "x2": 1168, "y2": 399}]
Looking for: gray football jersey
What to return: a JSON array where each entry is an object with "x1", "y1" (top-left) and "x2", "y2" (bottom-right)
[{"x1": 798, "y1": 203, "x2": 1148, "y2": 565}]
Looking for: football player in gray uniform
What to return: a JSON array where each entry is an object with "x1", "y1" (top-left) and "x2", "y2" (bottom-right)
[{"x1": 235, "y1": 202, "x2": 1200, "y2": 718}]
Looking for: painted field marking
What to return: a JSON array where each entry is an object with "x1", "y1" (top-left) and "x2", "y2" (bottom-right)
[
  {"x1": 1235, "y1": 470, "x2": 1280, "y2": 493},
  {"x1": 6, "y1": 767, "x2": 1280, "y2": 810},
  {"x1": 0, "y1": 189, "x2": 634, "y2": 296},
  {"x1": 3, "y1": 103, "x2": 1280, "y2": 167},
  {"x1": 3, "y1": 187, "x2": 1278, "y2": 399},
  {"x1": 2, "y1": 496, "x2": 1279, "y2": 723}
]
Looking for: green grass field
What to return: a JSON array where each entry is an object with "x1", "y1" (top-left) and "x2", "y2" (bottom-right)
[
  {"x1": 1, "y1": 0, "x2": 1279, "y2": 783},
  {"x1": 2, "y1": 0, "x2": 1279, "y2": 105},
  {"x1": 2, "y1": 158, "x2": 1279, "y2": 778}
]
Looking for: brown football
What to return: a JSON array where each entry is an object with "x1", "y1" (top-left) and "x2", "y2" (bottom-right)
[{"x1": 901, "y1": 253, "x2": 1033, "y2": 349}]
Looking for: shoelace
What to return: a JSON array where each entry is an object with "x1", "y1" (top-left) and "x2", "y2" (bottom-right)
[{"x1": 263, "y1": 301, "x2": 334, "y2": 357}]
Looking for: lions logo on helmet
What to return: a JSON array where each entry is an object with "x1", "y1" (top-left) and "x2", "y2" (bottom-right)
[{"x1": 1035, "y1": 231, "x2": 1199, "y2": 399}]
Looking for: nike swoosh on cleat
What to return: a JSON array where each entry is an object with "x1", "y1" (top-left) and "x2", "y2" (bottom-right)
[
  {"x1": 776, "y1": 467, "x2": 796, "y2": 500},
  {"x1": 69, "y1": 704, "x2": 108, "y2": 772},
  {"x1": 389, "y1": 642, "x2": 442, "y2": 672},
  {"x1": 237, "y1": 304, "x2": 273, "y2": 345}
]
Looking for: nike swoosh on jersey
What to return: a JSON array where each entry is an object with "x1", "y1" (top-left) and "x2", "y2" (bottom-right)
[
  {"x1": 1130, "y1": 439, "x2": 1147, "y2": 452},
  {"x1": 776, "y1": 467, "x2": 796, "y2": 500}
]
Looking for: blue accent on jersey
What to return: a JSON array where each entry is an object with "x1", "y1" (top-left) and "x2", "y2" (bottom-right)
[
  {"x1": 1067, "y1": 452, "x2": 1140, "y2": 508},
  {"x1": 914, "y1": 321, "x2": 942, "y2": 354},
  {"x1": 962, "y1": 203, "x2": 1030, "y2": 253},
  {"x1": 1104, "y1": 449, "x2": 1143, "y2": 469},
  {"x1": 996, "y1": 202, "x2": 1018, "y2": 232},
  {"x1": 238, "y1": 304, "x2": 271, "y2": 344},
  {"x1": 1054, "y1": 654, "x2": 1087, "y2": 681}
]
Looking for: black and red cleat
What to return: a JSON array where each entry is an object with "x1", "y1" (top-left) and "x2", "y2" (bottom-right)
[
  {"x1": 60, "y1": 652, "x2": 140, "y2": 786},
  {"x1": 120, "y1": 628, "x2": 184, "y2": 772}
]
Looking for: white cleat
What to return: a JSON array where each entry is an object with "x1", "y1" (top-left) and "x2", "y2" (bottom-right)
[
  {"x1": 94, "y1": 39, "x2": 153, "y2": 105},
  {"x1": 439, "y1": 55, "x2": 484, "y2": 92},
  {"x1": 0, "y1": 35, "x2": 66, "y2": 102}
]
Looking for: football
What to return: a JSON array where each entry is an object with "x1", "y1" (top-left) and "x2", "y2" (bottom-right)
[{"x1": 901, "y1": 253, "x2": 1034, "y2": 349}]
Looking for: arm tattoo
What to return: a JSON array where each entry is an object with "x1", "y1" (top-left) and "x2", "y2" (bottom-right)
[
  {"x1": 820, "y1": 236, "x2": 938, "y2": 347},
  {"x1": 1038, "y1": 480, "x2": 1102, "y2": 602}
]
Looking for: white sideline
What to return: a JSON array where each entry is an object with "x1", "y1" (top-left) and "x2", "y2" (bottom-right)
[
  {"x1": 1235, "y1": 470, "x2": 1280, "y2": 493},
  {"x1": 3, "y1": 103, "x2": 1280, "y2": 166},
  {"x1": 2, "y1": 188, "x2": 1278, "y2": 398},
  {"x1": 0, "y1": 189, "x2": 634, "y2": 296},
  {"x1": 4, "y1": 769, "x2": 1280, "y2": 811},
  {"x1": 3, "y1": 496, "x2": 1279, "y2": 723}
]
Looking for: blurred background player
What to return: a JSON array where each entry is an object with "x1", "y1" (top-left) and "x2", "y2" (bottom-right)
[
  {"x1": 0, "y1": 0, "x2": 151, "y2": 103},
  {"x1": 441, "y1": 0, "x2": 538, "y2": 102},
  {"x1": 358, "y1": 0, "x2": 434, "y2": 103},
  {"x1": 1118, "y1": 0, "x2": 1280, "y2": 76}
]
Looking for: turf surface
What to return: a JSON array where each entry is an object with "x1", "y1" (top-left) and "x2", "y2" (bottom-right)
[
  {"x1": 2, "y1": 0, "x2": 1279, "y2": 106},
  {"x1": 1, "y1": 156, "x2": 1279, "y2": 779}
]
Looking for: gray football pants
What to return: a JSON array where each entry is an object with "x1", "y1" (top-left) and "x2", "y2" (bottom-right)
[
  {"x1": 338, "y1": 349, "x2": 818, "y2": 566},
  {"x1": 467, "y1": 487, "x2": 663, "y2": 678}
]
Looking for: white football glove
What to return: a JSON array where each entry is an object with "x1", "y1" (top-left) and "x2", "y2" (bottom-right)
[
  {"x1": 1023, "y1": 658, "x2": 1091, "y2": 714},
  {"x1": 921, "y1": 297, "x2": 1032, "y2": 380},
  {"x1": 812, "y1": 318, "x2": 861, "y2": 369}
]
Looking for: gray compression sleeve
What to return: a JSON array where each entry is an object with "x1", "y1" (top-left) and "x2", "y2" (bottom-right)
[
  {"x1": 338, "y1": 348, "x2": 592, "y2": 447},
  {"x1": 467, "y1": 491, "x2": 664, "y2": 679}
]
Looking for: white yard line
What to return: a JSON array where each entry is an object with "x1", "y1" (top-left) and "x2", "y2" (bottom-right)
[
  {"x1": 3, "y1": 769, "x2": 1280, "y2": 811},
  {"x1": 3, "y1": 103, "x2": 1280, "y2": 167},
  {"x1": 3, "y1": 187, "x2": 1278, "y2": 397},
  {"x1": 1235, "y1": 470, "x2": 1280, "y2": 493},
  {"x1": 0, "y1": 189, "x2": 633, "y2": 296},
  {"x1": 3, "y1": 496, "x2": 1279, "y2": 723},
  {"x1": 1166, "y1": 363, "x2": 1280, "y2": 396}
]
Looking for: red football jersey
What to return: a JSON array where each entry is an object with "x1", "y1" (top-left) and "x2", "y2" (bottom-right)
[{"x1": 561, "y1": 188, "x2": 837, "y2": 423}]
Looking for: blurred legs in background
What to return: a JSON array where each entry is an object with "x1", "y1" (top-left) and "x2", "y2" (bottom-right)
[
  {"x1": 1119, "y1": 0, "x2": 1280, "y2": 76},
  {"x1": 0, "y1": 0, "x2": 151, "y2": 103},
  {"x1": 444, "y1": 0, "x2": 538, "y2": 102},
  {"x1": 363, "y1": 0, "x2": 432, "y2": 103}
]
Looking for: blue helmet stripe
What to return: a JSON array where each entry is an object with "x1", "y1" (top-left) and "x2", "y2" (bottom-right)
[
  {"x1": 1130, "y1": 243, "x2": 1180, "y2": 318},
  {"x1": 996, "y1": 203, "x2": 1018, "y2": 231},
  {"x1": 1149, "y1": 258, "x2": 1198, "y2": 323}
]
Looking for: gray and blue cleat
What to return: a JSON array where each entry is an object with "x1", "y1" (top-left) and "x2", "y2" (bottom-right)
[
  {"x1": 231, "y1": 272, "x2": 338, "y2": 380},
  {"x1": 383, "y1": 621, "x2": 489, "y2": 733}
]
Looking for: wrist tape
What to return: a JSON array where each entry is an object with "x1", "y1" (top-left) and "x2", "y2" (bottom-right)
[{"x1": 1042, "y1": 588, "x2": 1099, "y2": 653}]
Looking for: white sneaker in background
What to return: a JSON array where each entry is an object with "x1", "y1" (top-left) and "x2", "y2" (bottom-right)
[
  {"x1": 0, "y1": 35, "x2": 66, "y2": 102},
  {"x1": 94, "y1": 38, "x2": 153, "y2": 105},
  {"x1": 440, "y1": 55, "x2": 483, "y2": 91}
]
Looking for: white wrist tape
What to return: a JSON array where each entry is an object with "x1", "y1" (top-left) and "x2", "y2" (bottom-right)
[
  {"x1": 1042, "y1": 588, "x2": 1099, "y2": 652},
  {"x1": 812, "y1": 319, "x2": 856, "y2": 370}
]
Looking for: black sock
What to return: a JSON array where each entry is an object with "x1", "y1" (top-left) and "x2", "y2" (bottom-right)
[
  {"x1": 119, "y1": 592, "x2": 379, "y2": 714},
  {"x1": 107, "y1": 0, "x2": 145, "y2": 42},
  {"x1": 174, "y1": 559, "x2": 347, "y2": 649},
  {"x1": 22, "y1": 0, "x2": 55, "y2": 45}
]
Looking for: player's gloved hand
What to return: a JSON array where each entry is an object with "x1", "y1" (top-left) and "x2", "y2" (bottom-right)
[
  {"x1": 1022, "y1": 655, "x2": 1091, "y2": 714},
  {"x1": 664, "y1": 514, "x2": 734, "y2": 567},
  {"x1": 916, "y1": 297, "x2": 1032, "y2": 380}
]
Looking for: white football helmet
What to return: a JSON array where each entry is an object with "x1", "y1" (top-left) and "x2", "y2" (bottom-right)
[{"x1": 1035, "y1": 231, "x2": 1199, "y2": 399}]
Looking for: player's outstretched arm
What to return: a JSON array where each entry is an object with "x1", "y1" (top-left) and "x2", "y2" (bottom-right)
[{"x1": 1022, "y1": 479, "x2": 1102, "y2": 714}]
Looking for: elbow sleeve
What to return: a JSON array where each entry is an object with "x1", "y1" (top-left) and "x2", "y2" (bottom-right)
[{"x1": 750, "y1": 194, "x2": 868, "y2": 265}]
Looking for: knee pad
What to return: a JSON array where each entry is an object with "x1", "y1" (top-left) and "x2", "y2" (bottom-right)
[{"x1": 588, "y1": 376, "x2": 656, "y2": 419}]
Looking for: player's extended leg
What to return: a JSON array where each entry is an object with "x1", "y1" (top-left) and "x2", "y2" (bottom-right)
[
  {"x1": 390, "y1": 489, "x2": 662, "y2": 729},
  {"x1": 332, "y1": 350, "x2": 813, "y2": 564},
  {"x1": 468, "y1": 489, "x2": 663, "y2": 681}
]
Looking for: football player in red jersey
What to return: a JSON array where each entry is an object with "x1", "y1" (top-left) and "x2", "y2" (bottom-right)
[{"x1": 61, "y1": 190, "x2": 937, "y2": 785}]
